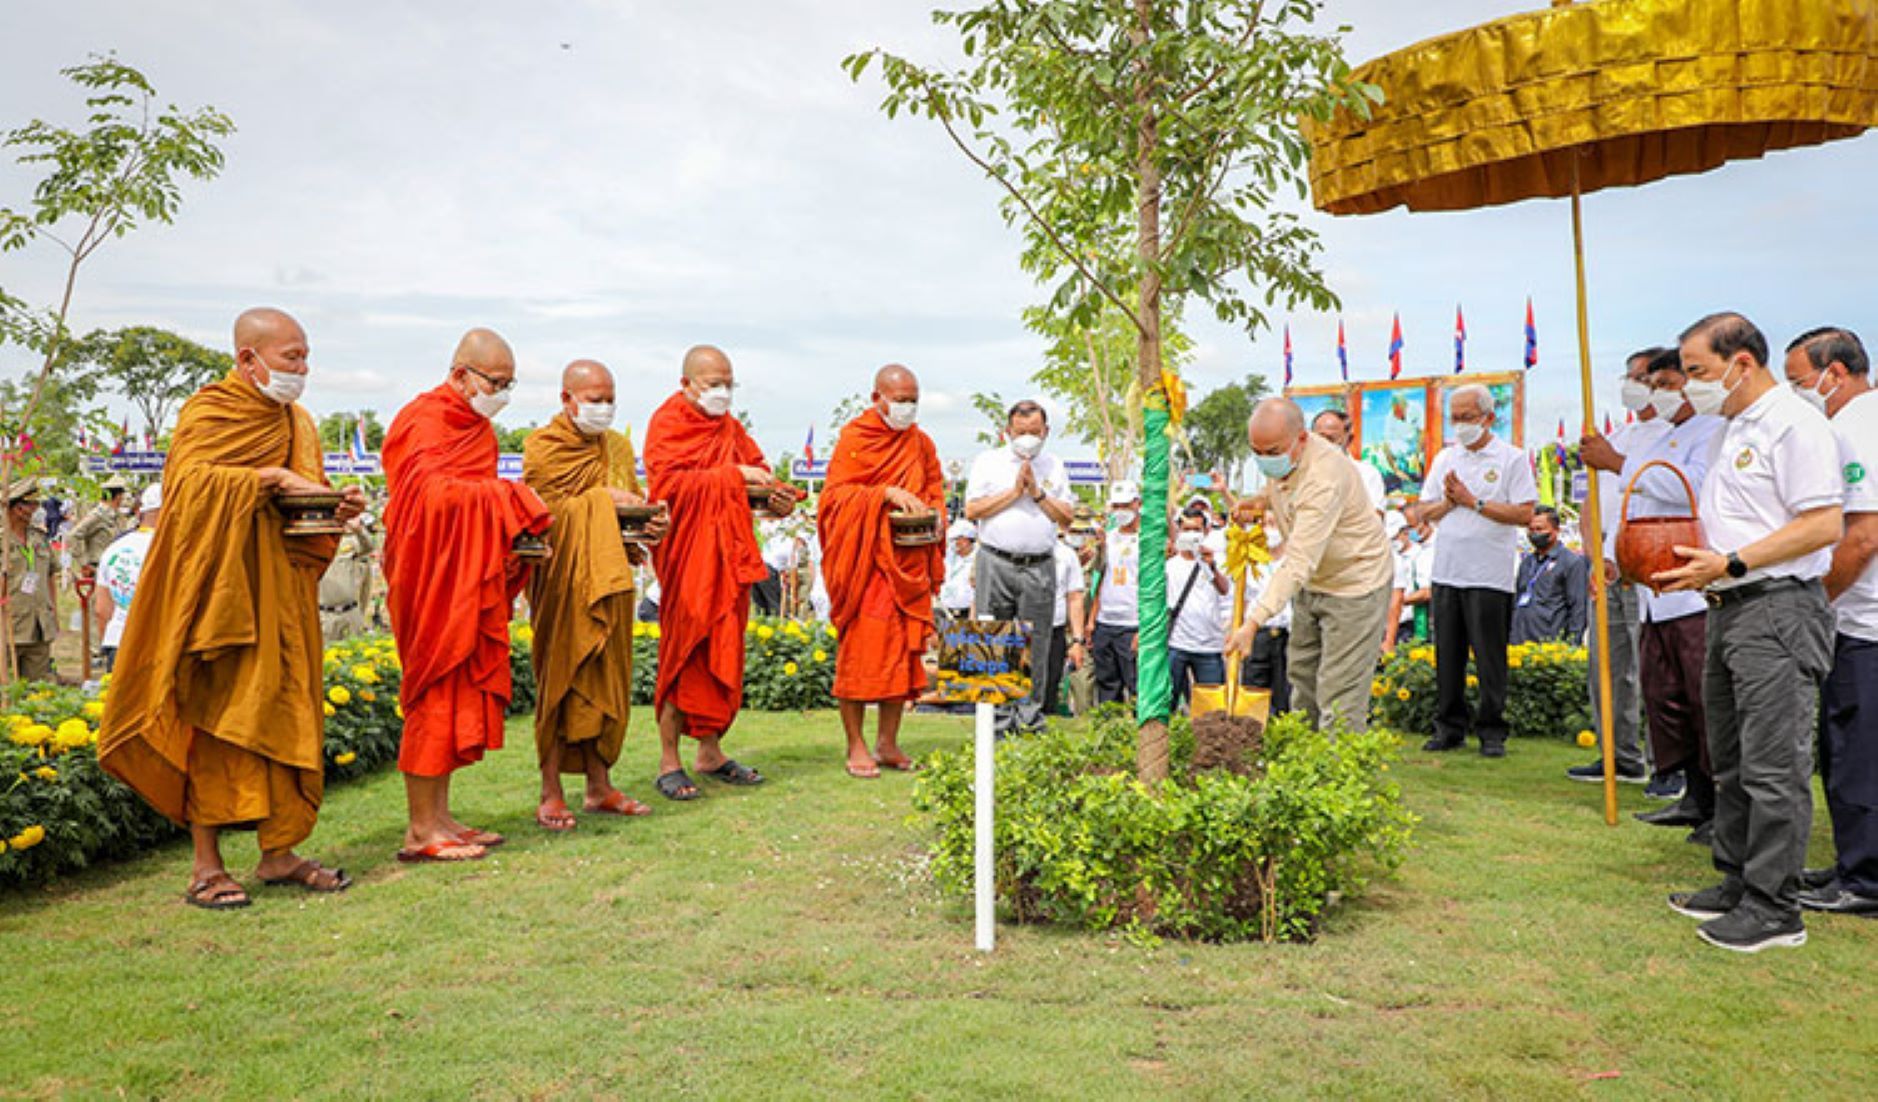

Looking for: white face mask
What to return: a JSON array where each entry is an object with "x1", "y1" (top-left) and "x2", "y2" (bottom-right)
[
  {"x1": 1619, "y1": 379, "x2": 1652, "y2": 413},
  {"x1": 1682, "y1": 360, "x2": 1744, "y2": 418},
  {"x1": 571, "y1": 400, "x2": 614, "y2": 436},
  {"x1": 1648, "y1": 388, "x2": 1686, "y2": 420},
  {"x1": 1795, "y1": 372, "x2": 1839, "y2": 414},
  {"x1": 695, "y1": 385, "x2": 733, "y2": 418},
  {"x1": 1111, "y1": 509, "x2": 1138, "y2": 528},
  {"x1": 1454, "y1": 422, "x2": 1486, "y2": 447},
  {"x1": 1175, "y1": 531, "x2": 1203, "y2": 554},
  {"x1": 255, "y1": 364, "x2": 307, "y2": 405},
  {"x1": 469, "y1": 387, "x2": 511, "y2": 420},
  {"x1": 883, "y1": 400, "x2": 918, "y2": 431},
  {"x1": 1010, "y1": 433, "x2": 1044, "y2": 459}
]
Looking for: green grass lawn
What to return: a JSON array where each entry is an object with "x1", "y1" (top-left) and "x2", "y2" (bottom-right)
[{"x1": 6, "y1": 712, "x2": 1874, "y2": 1100}]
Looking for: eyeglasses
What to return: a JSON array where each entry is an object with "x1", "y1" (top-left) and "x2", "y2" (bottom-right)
[{"x1": 459, "y1": 365, "x2": 516, "y2": 393}]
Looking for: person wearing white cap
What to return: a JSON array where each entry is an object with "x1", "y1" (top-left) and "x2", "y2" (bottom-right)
[
  {"x1": 94, "y1": 483, "x2": 163, "y2": 675},
  {"x1": 1085, "y1": 478, "x2": 1143, "y2": 705},
  {"x1": 938, "y1": 519, "x2": 978, "y2": 616},
  {"x1": 964, "y1": 398, "x2": 1074, "y2": 732}
]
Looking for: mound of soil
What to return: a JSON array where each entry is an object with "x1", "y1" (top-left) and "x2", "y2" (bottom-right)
[{"x1": 1190, "y1": 712, "x2": 1264, "y2": 777}]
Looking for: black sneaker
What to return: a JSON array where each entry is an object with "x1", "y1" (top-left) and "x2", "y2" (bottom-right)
[
  {"x1": 1565, "y1": 760, "x2": 1647, "y2": 784},
  {"x1": 1697, "y1": 906, "x2": 1806, "y2": 953},
  {"x1": 1644, "y1": 771, "x2": 1686, "y2": 801},
  {"x1": 1668, "y1": 884, "x2": 1740, "y2": 919},
  {"x1": 1686, "y1": 821, "x2": 1715, "y2": 846},
  {"x1": 1422, "y1": 736, "x2": 1464, "y2": 752},
  {"x1": 1797, "y1": 885, "x2": 1878, "y2": 916},
  {"x1": 1479, "y1": 742, "x2": 1507, "y2": 759},
  {"x1": 1635, "y1": 803, "x2": 1704, "y2": 828},
  {"x1": 1799, "y1": 867, "x2": 1838, "y2": 891}
]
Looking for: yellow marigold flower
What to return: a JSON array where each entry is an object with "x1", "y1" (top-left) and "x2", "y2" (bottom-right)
[
  {"x1": 359, "y1": 689, "x2": 377, "y2": 703},
  {"x1": 335, "y1": 751, "x2": 357, "y2": 766},
  {"x1": 82, "y1": 701, "x2": 105, "y2": 719},
  {"x1": 35, "y1": 766, "x2": 58, "y2": 782},
  {"x1": 55, "y1": 718, "x2": 91, "y2": 747},
  {"x1": 352, "y1": 665, "x2": 379, "y2": 684},
  {"x1": 812, "y1": 649, "x2": 827, "y2": 663},
  {"x1": 1395, "y1": 688, "x2": 1411, "y2": 701},
  {"x1": 1466, "y1": 675, "x2": 1478, "y2": 688},
  {"x1": 1508, "y1": 656, "x2": 1523, "y2": 669},
  {"x1": 328, "y1": 686, "x2": 351, "y2": 707},
  {"x1": 784, "y1": 622, "x2": 806, "y2": 639},
  {"x1": 757, "y1": 625, "x2": 775, "y2": 640},
  {"x1": 783, "y1": 661, "x2": 799, "y2": 676},
  {"x1": 12, "y1": 724, "x2": 53, "y2": 748},
  {"x1": 395, "y1": 704, "x2": 405, "y2": 719},
  {"x1": 9, "y1": 825, "x2": 45, "y2": 850},
  {"x1": 323, "y1": 703, "x2": 336, "y2": 718},
  {"x1": 323, "y1": 648, "x2": 339, "y2": 663},
  {"x1": 824, "y1": 624, "x2": 838, "y2": 639},
  {"x1": 1369, "y1": 682, "x2": 1386, "y2": 698}
]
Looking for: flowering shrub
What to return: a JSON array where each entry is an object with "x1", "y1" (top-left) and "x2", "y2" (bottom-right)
[{"x1": 1369, "y1": 641, "x2": 1592, "y2": 741}]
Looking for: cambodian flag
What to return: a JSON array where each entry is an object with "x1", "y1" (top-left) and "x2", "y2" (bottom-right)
[
  {"x1": 349, "y1": 415, "x2": 368, "y2": 463},
  {"x1": 113, "y1": 417, "x2": 130, "y2": 455},
  {"x1": 1283, "y1": 324, "x2": 1294, "y2": 387},
  {"x1": 1603, "y1": 413, "x2": 1614, "y2": 434},
  {"x1": 76, "y1": 425, "x2": 89, "y2": 452},
  {"x1": 1556, "y1": 417, "x2": 1565, "y2": 439},
  {"x1": 1523, "y1": 297, "x2": 1538, "y2": 369},
  {"x1": 1336, "y1": 319, "x2": 1349, "y2": 381},
  {"x1": 1454, "y1": 305, "x2": 1467, "y2": 374},
  {"x1": 1387, "y1": 313, "x2": 1404, "y2": 380},
  {"x1": 803, "y1": 424, "x2": 815, "y2": 466}
]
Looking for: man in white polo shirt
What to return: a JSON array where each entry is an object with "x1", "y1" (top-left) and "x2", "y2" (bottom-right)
[
  {"x1": 965, "y1": 399, "x2": 1075, "y2": 733},
  {"x1": 1658, "y1": 313, "x2": 1841, "y2": 953},
  {"x1": 1783, "y1": 326, "x2": 1878, "y2": 917},
  {"x1": 1088, "y1": 480, "x2": 1142, "y2": 705},
  {"x1": 1415, "y1": 384, "x2": 1537, "y2": 757}
]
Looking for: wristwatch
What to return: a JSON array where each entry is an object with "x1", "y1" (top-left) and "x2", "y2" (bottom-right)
[
  {"x1": 1725, "y1": 550, "x2": 1748, "y2": 579},
  {"x1": 1471, "y1": 499, "x2": 1485, "y2": 514}
]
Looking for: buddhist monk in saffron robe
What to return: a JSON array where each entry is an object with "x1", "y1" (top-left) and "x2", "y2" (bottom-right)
[
  {"x1": 817, "y1": 365, "x2": 945, "y2": 778},
  {"x1": 99, "y1": 308, "x2": 366, "y2": 909},
  {"x1": 645, "y1": 345, "x2": 789, "y2": 800},
  {"x1": 522, "y1": 360, "x2": 667, "y2": 831},
  {"x1": 383, "y1": 328, "x2": 550, "y2": 862}
]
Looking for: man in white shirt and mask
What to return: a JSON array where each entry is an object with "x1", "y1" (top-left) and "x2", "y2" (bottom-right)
[
  {"x1": 1167, "y1": 510, "x2": 1231, "y2": 708},
  {"x1": 938, "y1": 519, "x2": 978, "y2": 617},
  {"x1": 1087, "y1": 480, "x2": 1143, "y2": 705}
]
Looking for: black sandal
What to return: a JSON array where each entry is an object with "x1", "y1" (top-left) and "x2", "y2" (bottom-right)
[
  {"x1": 185, "y1": 872, "x2": 251, "y2": 910},
  {"x1": 703, "y1": 759, "x2": 765, "y2": 786},
  {"x1": 656, "y1": 769, "x2": 701, "y2": 801}
]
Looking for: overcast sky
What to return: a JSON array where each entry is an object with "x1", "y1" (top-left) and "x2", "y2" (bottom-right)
[{"x1": 4, "y1": 0, "x2": 1875, "y2": 467}]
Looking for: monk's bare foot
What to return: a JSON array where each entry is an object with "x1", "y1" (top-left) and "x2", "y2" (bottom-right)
[
  {"x1": 441, "y1": 816, "x2": 504, "y2": 847},
  {"x1": 583, "y1": 788, "x2": 651, "y2": 816},
  {"x1": 875, "y1": 748, "x2": 919, "y2": 772},
  {"x1": 846, "y1": 751, "x2": 881, "y2": 780},
  {"x1": 693, "y1": 747, "x2": 730, "y2": 774},
  {"x1": 536, "y1": 797, "x2": 577, "y2": 832},
  {"x1": 399, "y1": 829, "x2": 487, "y2": 863},
  {"x1": 256, "y1": 852, "x2": 352, "y2": 892},
  {"x1": 184, "y1": 869, "x2": 250, "y2": 910}
]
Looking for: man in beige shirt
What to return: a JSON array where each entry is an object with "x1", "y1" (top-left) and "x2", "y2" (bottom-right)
[{"x1": 1227, "y1": 398, "x2": 1393, "y2": 731}]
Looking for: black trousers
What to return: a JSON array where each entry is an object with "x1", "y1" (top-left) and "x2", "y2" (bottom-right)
[
  {"x1": 1043, "y1": 624, "x2": 1069, "y2": 716},
  {"x1": 1241, "y1": 627, "x2": 1291, "y2": 713},
  {"x1": 1432, "y1": 584, "x2": 1513, "y2": 747},
  {"x1": 1092, "y1": 622, "x2": 1138, "y2": 705},
  {"x1": 1821, "y1": 633, "x2": 1878, "y2": 897}
]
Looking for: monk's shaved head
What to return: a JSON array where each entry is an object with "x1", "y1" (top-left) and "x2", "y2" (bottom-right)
[
  {"x1": 563, "y1": 359, "x2": 612, "y2": 390},
  {"x1": 874, "y1": 363, "x2": 918, "y2": 394},
  {"x1": 453, "y1": 327, "x2": 515, "y2": 374},
  {"x1": 682, "y1": 344, "x2": 733, "y2": 383},
  {"x1": 233, "y1": 307, "x2": 304, "y2": 353}
]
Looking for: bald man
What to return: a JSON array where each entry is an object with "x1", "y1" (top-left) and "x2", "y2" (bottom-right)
[
  {"x1": 643, "y1": 345, "x2": 784, "y2": 800},
  {"x1": 522, "y1": 360, "x2": 666, "y2": 830},
  {"x1": 1227, "y1": 398, "x2": 1393, "y2": 733},
  {"x1": 100, "y1": 308, "x2": 366, "y2": 908},
  {"x1": 817, "y1": 365, "x2": 945, "y2": 777},
  {"x1": 383, "y1": 328, "x2": 551, "y2": 862}
]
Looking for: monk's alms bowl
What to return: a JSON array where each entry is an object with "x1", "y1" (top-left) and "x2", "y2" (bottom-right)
[
  {"x1": 890, "y1": 510, "x2": 942, "y2": 548},
  {"x1": 617, "y1": 503, "x2": 665, "y2": 545},
  {"x1": 748, "y1": 484, "x2": 806, "y2": 519},
  {"x1": 511, "y1": 531, "x2": 551, "y2": 562},
  {"x1": 278, "y1": 492, "x2": 347, "y2": 537}
]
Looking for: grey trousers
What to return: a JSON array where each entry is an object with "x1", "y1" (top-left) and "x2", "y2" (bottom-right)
[
  {"x1": 1289, "y1": 584, "x2": 1391, "y2": 734},
  {"x1": 974, "y1": 547, "x2": 1057, "y2": 733},
  {"x1": 1588, "y1": 582, "x2": 1647, "y2": 773},
  {"x1": 1705, "y1": 580, "x2": 1833, "y2": 917}
]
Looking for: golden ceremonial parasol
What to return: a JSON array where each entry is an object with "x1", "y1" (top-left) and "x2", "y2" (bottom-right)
[{"x1": 1307, "y1": 0, "x2": 1878, "y2": 824}]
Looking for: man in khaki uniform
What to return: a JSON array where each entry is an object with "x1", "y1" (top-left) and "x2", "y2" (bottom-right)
[
  {"x1": 318, "y1": 515, "x2": 376, "y2": 642},
  {"x1": 68, "y1": 475, "x2": 131, "y2": 574},
  {"x1": 5, "y1": 479, "x2": 60, "y2": 683}
]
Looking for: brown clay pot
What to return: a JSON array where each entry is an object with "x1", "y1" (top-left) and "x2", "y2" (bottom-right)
[{"x1": 1614, "y1": 460, "x2": 1703, "y2": 591}]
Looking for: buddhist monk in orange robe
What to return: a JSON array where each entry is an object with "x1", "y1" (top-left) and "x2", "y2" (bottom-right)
[
  {"x1": 99, "y1": 308, "x2": 366, "y2": 909},
  {"x1": 522, "y1": 359, "x2": 667, "y2": 831},
  {"x1": 383, "y1": 328, "x2": 550, "y2": 862},
  {"x1": 817, "y1": 365, "x2": 945, "y2": 777},
  {"x1": 644, "y1": 345, "x2": 790, "y2": 800}
]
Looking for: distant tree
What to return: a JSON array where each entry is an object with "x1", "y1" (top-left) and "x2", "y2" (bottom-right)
[
  {"x1": 493, "y1": 422, "x2": 535, "y2": 454},
  {"x1": 317, "y1": 409, "x2": 386, "y2": 452},
  {"x1": 827, "y1": 391, "x2": 867, "y2": 444},
  {"x1": 1027, "y1": 302, "x2": 1192, "y2": 479},
  {"x1": 65, "y1": 325, "x2": 231, "y2": 440},
  {"x1": 968, "y1": 390, "x2": 1008, "y2": 448},
  {"x1": 1184, "y1": 373, "x2": 1270, "y2": 489}
]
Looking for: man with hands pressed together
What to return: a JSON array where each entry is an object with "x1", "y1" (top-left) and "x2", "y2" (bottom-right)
[
  {"x1": 1657, "y1": 313, "x2": 1841, "y2": 954},
  {"x1": 1415, "y1": 384, "x2": 1537, "y2": 757}
]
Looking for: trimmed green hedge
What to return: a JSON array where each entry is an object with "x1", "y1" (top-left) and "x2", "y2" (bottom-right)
[{"x1": 1368, "y1": 641, "x2": 1594, "y2": 744}]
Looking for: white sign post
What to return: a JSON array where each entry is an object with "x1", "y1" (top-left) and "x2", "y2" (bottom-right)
[{"x1": 973, "y1": 700, "x2": 996, "y2": 953}]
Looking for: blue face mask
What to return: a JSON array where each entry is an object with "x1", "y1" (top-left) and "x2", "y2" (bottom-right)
[
  {"x1": 1253, "y1": 451, "x2": 1295, "y2": 480},
  {"x1": 1406, "y1": 529, "x2": 1424, "y2": 544}
]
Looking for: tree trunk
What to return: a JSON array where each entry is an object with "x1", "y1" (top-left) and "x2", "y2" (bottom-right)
[{"x1": 1131, "y1": 0, "x2": 1172, "y2": 786}]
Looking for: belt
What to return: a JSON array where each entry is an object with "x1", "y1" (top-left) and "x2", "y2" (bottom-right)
[
  {"x1": 321, "y1": 601, "x2": 359, "y2": 614},
  {"x1": 1705, "y1": 575, "x2": 1807, "y2": 609},
  {"x1": 980, "y1": 544, "x2": 1053, "y2": 568}
]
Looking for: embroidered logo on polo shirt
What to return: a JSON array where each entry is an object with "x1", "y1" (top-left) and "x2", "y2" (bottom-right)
[
  {"x1": 1849, "y1": 462, "x2": 1868, "y2": 485},
  {"x1": 1485, "y1": 470, "x2": 1500, "y2": 483},
  {"x1": 1735, "y1": 447, "x2": 1755, "y2": 470}
]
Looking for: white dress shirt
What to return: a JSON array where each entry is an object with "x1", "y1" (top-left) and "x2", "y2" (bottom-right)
[
  {"x1": 1830, "y1": 389, "x2": 1878, "y2": 641},
  {"x1": 1698, "y1": 386, "x2": 1842, "y2": 590},
  {"x1": 1166, "y1": 556, "x2": 1227, "y2": 651},
  {"x1": 964, "y1": 445, "x2": 1072, "y2": 555},
  {"x1": 1616, "y1": 413, "x2": 1723, "y2": 622},
  {"x1": 1096, "y1": 529, "x2": 1140, "y2": 627},
  {"x1": 1052, "y1": 541, "x2": 1086, "y2": 629},
  {"x1": 1357, "y1": 458, "x2": 1387, "y2": 512},
  {"x1": 1598, "y1": 418, "x2": 1671, "y2": 556},
  {"x1": 939, "y1": 549, "x2": 977, "y2": 613},
  {"x1": 1421, "y1": 434, "x2": 1539, "y2": 593}
]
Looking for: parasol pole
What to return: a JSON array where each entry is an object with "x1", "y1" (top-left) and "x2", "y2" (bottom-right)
[{"x1": 1570, "y1": 154, "x2": 1620, "y2": 827}]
